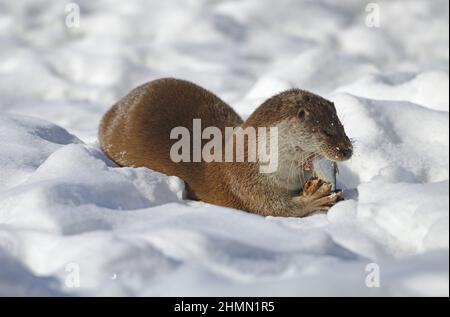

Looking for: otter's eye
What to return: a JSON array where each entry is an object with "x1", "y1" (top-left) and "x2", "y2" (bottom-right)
[
  {"x1": 298, "y1": 109, "x2": 308, "y2": 119},
  {"x1": 322, "y1": 129, "x2": 334, "y2": 137}
]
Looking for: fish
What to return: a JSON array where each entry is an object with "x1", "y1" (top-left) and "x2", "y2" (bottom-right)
[{"x1": 312, "y1": 157, "x2": 338, "y2": 191}]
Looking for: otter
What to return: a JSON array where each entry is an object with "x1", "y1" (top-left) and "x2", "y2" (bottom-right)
[{"x1": 99, "y1": 78, "x2": 353, "y2": 217}]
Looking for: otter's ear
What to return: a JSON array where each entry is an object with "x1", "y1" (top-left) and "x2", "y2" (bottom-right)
[{"x1": 297, "y1": 108, "x2": 309, "y2": 120}]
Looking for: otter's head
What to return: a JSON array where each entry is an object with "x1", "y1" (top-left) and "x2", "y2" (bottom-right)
[{"x1": 246, "y1": 89, "x2": 353, "y2": 163}]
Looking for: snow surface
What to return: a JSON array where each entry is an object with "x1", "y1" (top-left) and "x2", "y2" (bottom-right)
[{"x1": 0, "y1": 0, "x2": 448, "y2": 296}]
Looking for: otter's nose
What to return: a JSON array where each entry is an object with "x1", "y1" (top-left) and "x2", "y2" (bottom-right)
[{"x1": 341, "y1": 147, "x2": 353, "y2": 159}]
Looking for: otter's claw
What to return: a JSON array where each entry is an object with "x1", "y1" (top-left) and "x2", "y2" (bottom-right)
[{"x1": 291, "y1": 178, "x2": 343, "y2": 217}]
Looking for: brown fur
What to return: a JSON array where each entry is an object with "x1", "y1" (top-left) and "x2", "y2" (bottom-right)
[{"x1": 99, "y1": 78, "x2": 353, "y2": 217}]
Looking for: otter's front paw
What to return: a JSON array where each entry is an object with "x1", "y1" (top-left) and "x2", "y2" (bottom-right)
[{"x1": 291, "y1": 178, "x2": 343, "y2": 217}]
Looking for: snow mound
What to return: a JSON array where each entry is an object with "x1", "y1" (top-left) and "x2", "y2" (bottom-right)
[
  {"x1": 333, "y1": 93, "x2": 449, "y2": 186},
  {"x1": 337, "y1": 71, "x2": 450, "y2": 112},
  {"x1": 0, "y1": 115, "x2": 80, "y2": 192},
  {"x1": 0, "y1": 248, "x2": 62, "y2": 296}
]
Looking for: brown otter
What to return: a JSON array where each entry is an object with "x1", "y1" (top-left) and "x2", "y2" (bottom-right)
[{"x1": 99, "y1": 78, "x2": 353, "y2": 217}]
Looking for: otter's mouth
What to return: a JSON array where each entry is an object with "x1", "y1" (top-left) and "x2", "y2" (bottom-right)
[{"x1": 303, "y1": 154, "x2": 322, "y2": 170}]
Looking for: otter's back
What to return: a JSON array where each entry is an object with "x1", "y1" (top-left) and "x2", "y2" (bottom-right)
[{"x1": 99, "y1": 78, "x2": 243, "y2": 182}]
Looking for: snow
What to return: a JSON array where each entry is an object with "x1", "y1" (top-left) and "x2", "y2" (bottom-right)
[{"x1": 0, "y1": 0, "x2": 448, "y2": 296}]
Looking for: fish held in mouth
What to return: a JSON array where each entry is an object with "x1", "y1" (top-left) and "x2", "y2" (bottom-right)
[{"x1": 312, "y1": 157, "x2": 337, "y2": 191}]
